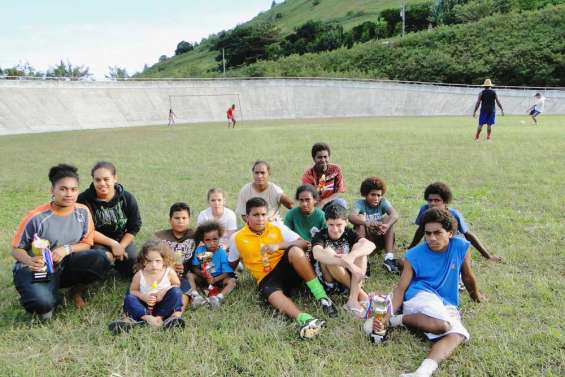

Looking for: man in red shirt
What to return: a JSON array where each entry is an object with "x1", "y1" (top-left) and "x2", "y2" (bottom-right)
[
  {"x1": 302, "y1": 143, "x2": 346, "y2": 208},
  {"x1": 226, "y1": 104, "x2": 236, "y2": 128}
]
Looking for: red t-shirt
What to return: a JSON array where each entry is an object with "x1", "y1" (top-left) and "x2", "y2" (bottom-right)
[
  {"x1": 227, "y1": 107, "x2": 235, "y2": 118},
  {"x1": 302, "y1": 163, "x2": 345, "y2": 200}
]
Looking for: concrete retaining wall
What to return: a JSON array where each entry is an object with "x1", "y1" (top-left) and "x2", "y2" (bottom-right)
[{"x1": 0, "y1": 78, "x2": 563, "y2": 135}]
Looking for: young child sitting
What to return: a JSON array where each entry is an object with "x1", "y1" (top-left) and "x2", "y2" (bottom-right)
[
  {"x1": 187, "y1": 221, "x2": 236, "y2": 308},
  {"x1": 109, "y1": 240, "x2": 184, "y2": 333},
  {"x1": 371, "y1": 208, "x2": 484, "y2": 377},
  {"x1": 154, "y1": 202, "x2": 198, "y2": 308},
  {"x1": 312, "y1": 203, "x2": 376, "y2": 318},
  {"x1": 349, "y1": 177, "x2": 400, "y2": 274},
  {"x1": 408, "y1": 182, "x2": 501, "y2": 262}
]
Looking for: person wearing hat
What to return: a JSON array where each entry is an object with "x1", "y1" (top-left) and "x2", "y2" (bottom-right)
[{"x1": 472, "y1": 79, "x2": 504, "y2": 141}]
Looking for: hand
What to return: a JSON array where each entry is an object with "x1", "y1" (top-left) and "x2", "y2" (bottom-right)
[
  {"x1": 144, "y1": 293, "x2": 157, "y2": 307},
  {"x1": 474, "y1": 292, "x2": 487, "y2": 303},
  {"x1": 376, "y1": 223, "x2": 390, "y2": 235},
  {"x1": 27, "y1": 256, "x2": 46, "y2": 272},
  {"x1": 111, "y1": 241, "x2": 125, "y2": 261},
  {"x1": 501, "y1": 110, "x2": 505, "y2": 116},
  {"x1": 261, "y1": 243, "x2": 279, "y2": 254},
  {"x1": 489, "y1": 255, "x2": 503, "y2": 263},
  {"x1": 175, "y1": 263, "x2": 184, "y2": 275},
  {"x1": 373, "y1": 313, "x2": 390, "y2": 333},
  {"x1": 154, "y1": 289, "x2": 168, "y2": 303},
  {"x1": 51, "y1": 246, "x2": 67, "y2": 264}
]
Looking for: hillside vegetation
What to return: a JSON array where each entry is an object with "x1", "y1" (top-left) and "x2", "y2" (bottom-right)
[{"x1": 138, "y1": 0, "x2": 565, "y2": 86}]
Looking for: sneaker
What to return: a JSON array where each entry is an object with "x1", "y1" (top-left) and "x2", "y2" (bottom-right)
[
  {"x1": 299, "y1": 318, "x2": 325, "y2": 339},
  {"x1": 163, "y1": 316, "x2": 185, "y2": 330},
  {"x1": 208, "y1": 295, "x2": 223, "y2": 308},
  {"x1": 319, "y1": 297, "x2": 338, "y2": 318},
  {"x1": 108, "y1": 317, "x2": 143, "y2": 335},
  {"x1": 236, "y1": 261, "x2": 244, "y2": 273},
  {"x1": 191, "y1": 293, "x2": 208, "y2": 308},
  {"x1": 383, "y1": 258, "x2": 400, "y2": 274}
]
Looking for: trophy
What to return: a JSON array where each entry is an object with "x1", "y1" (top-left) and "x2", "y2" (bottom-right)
[
  {"x1": 197, "y1": 251, "x2": 218, "y2": 296},
  {"x1": 31, "y1": 234, "x2": 54, "y2": 282}
]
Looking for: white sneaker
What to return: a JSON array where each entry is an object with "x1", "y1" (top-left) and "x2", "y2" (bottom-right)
[
  {"x1": 208, "y1": 295, "x2": 223, "y2": 308},
  {"x1": 191, "y1": 293, "x2": 208, "y2": 308}
]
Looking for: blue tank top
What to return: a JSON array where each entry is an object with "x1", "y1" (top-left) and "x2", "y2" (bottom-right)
[{"x1": 404, "y1": 237, "x2": 470, "y2": 307}]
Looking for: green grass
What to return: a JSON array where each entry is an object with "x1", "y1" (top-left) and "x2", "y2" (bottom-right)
[{"x1": 1, "y1": 116, "x2": 564, "y2": 376}]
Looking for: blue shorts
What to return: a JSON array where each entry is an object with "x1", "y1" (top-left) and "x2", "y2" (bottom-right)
[
  {"x1": 478, "y1": 111, "x2": 495, "y2": 126},
  {"x1": 529, "y1": 109, "x2": 541, "y2": 117}
]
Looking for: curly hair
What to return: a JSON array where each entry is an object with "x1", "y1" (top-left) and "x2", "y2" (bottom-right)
[
  {"x1": 419, "y1": 208, "x2": 457, "y2": 233},
  {"x1": 48, "y1": 164, "x2": 79, "y2": 186},
  {"x1": 360, "y1": 176, "x2": 387, "y2": 196},
  {"x1": 135, "y1": 239, "x2": 175, "y2": 272},
  {"x1": 295, "y1": 184, "x2": 319, "y2": 201},
  {"x1": 311, "y1": 142, "x2": 331, "y2": 159},
  {"x1": 194, "y1": 221, "x2": 224, "y2": 245},
  {"x1": 424, "y1": 182, "x2": 453, "y2": 204}
]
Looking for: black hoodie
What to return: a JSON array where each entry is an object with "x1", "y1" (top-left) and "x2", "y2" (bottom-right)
[{"x1": 77, "y1": 183, "x2": 142, "y2": 241}]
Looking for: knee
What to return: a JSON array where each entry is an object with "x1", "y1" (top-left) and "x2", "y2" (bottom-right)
[
  {"x1": 24, "y1": 294, "x2": 57, "y2": 315},
  {"x1": 436, "y1": 320, "x2": 452, "y2": 334},
  {"x1": 288, "y1": 246, "x2": 305, "y2": 260}
]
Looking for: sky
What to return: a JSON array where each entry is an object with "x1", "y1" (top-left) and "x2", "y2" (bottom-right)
[{"x1": 0, "y1": 0, "x2": 272, "y2": 79}]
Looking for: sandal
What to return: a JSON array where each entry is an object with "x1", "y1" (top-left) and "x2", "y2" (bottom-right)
[{"x1": 342, "y1": 303, "x2": 365, "y2": 319}]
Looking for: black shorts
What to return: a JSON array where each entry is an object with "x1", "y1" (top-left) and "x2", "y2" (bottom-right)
[
  {"x1": 258, "y1": 250, "x2": 303, "y2": 300},
  {"x1": 364, "y1": 226, "x2": 395, "y2": 251}
]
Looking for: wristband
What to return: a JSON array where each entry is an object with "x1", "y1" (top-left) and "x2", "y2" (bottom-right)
[{"x1": 63, "y1": 244, "x2": 72, "y2": 256}]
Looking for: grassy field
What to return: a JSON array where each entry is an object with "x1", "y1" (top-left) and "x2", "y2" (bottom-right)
[{"x1": 1, "y1": 115, "x2": 564, "y2": 377}]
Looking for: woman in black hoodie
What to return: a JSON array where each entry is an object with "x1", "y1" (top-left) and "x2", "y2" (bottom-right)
[{"x1": 78, "y1": 161, "x2": 142, "y2": 277}]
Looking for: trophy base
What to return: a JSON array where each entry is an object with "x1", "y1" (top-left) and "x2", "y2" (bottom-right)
[{"x1": 32, "y1": 271, "x2": 53, "y2": 283}]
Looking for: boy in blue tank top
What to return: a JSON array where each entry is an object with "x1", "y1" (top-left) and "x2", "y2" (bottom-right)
[{"x1": 372, "y1": 208, "x2": 484, "y2": 377}]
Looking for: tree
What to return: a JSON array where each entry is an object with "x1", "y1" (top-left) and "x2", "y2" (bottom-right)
[
  {"x1": 213, "y1": 22, "x2": 281, "y2": 69},
  {"x1": 105, "y1": 66, "x2": 129, "y2": 80},
  {"x1": 1, "y1": 63, "x2": 42, "y2": 78},
  {"x1": 46, "y1": 60, "x2": 91, "y2": 80},
  {"x1": 159, "y1": 55, "x2": 168, "y2": 63},
  {"x1": 175, "y1": 41, "x2": 194, "y2": 55},
  {"x1": 271, "y1": 0, "x2": 277, "y2": 8}
]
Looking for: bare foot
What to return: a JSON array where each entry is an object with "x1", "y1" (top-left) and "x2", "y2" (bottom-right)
[
  {"x1": 70, "y1": 286, "x2": 87, "y2": 309},
  {"x1": 144, "y1": 315, "x2": 163, "y2": 328}
]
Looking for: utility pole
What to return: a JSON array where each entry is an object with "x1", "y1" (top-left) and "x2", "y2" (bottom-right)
[
  {"x1": 222, "y1": 48, "x2": 226, "y2": 75},
  {"x1": 400, "y1": 0, "x2": 406, "y2": 38}
]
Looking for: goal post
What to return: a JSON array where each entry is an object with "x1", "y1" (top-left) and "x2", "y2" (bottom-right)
[{"x1": 168, "y1": 93, "x2": 243, "y2": 123}]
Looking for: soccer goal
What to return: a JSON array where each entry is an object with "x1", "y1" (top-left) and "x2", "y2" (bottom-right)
[{"x1": 168, "y1": 93, "x2": 243, "y2": 123}]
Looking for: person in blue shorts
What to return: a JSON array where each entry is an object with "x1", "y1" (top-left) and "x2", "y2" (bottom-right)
[
  {"x1": 472, "y1": 79, "x2": 504, "y2": 141},
  {"x1": 408, "y1": 182, "x2": 502, "y2": 262},
  {"x1": 527, "y1": 92, "x2": 545, "y2": 125},
  {"x1": 372, "y1": 208, "x2": 484, "y2": 377}
]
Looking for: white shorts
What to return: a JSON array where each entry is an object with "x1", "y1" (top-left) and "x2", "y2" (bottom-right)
[{"x1": 403, "y1": 291, "x2": 470, "y2": 341}]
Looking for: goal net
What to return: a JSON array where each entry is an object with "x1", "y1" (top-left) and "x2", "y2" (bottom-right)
[{"x1": 168, "y1": 93, "x2": 242, "y2": 123}]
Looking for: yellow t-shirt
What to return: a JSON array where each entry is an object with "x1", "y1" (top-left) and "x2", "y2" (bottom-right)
[{"x1": 228, "y1": 222, "x2": 300, "y2": 284}]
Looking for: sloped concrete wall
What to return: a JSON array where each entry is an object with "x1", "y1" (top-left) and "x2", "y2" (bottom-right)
[{"x1": 0, "y1": 78, "x2": 563, "y2": 135}]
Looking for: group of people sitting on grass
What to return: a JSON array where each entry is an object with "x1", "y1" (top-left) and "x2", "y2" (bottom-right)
[{"x1": 10, "y1": 142, "x2": 502, "y2": 377}]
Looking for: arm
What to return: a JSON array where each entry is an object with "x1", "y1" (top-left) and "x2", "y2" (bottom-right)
[
  {"x1": 464, "y1": 231, "x2": 501, "y2": 262},
  {"x1": 495, "y1": 94, "x2": 504, "y2": 115},
  {"x1": 280, "y1": 193, "x2": 294, "y2": 210},
  {"x1": 461, "y1": 250, "x2": 482, "y2": 302},
  {"x1": 377, "y1": 206, "x2": 399, "y2": 235},
  {"x1": 408, "y1": 226, "x2": 424, "y2": 249},
  {"x1": 93, "y1": 230, "x2": 126, "y2": 261},
  {"x1": 129, "y1": 272, "x2": 154, "y2": 305},
  {"x1": 348, "y1": 211, "x2": 366, "y2": 226},
  {"x1": 51, "y1": 240, "x2": 92, "y2": 263},
  {"x1": 12, "y1": 248, "x2": 44, "y2": 272},
  {"x1": 155, "y1": 270, "x2": 180, "y2": 302},
  {"x1": 347, "y1": 237, "x2": 376, "y2": 259},
  {"x1": 473, "y1": 93, "x2": 482, "y2": 117},
  {"x1": 262, "y1": 237, "x2": 309, "y2": 254},
  {"x1": 374, "y1": 260, "x2": 413, "y2": 332}
]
